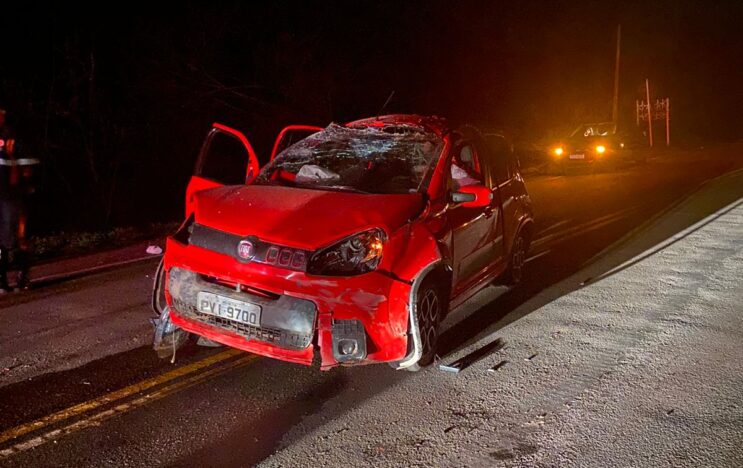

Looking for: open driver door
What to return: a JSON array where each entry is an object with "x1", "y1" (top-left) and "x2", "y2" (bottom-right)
[{"x1": 185, "y1": 123, "x2": 260, "y2": 216}]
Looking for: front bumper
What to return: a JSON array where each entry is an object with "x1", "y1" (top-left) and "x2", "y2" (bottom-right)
[
  {"x1": 169, "y1": 267, "x2": 317, "y2": 350},
  {"x1": 163, "y1": 238, "x2": 411, "y2": 369},
  {"x1": 563, "y1": 150, "x2": 600, "y2": 163}
]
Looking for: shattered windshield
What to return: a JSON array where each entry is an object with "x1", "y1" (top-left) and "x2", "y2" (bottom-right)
[{"x1": 255, "y1": 123, "x2": 444, "y2": 194}]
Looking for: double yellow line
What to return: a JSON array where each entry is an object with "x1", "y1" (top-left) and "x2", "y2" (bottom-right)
[{"x1": 0, "y1": 349, "x2": 257, "y2": 458}]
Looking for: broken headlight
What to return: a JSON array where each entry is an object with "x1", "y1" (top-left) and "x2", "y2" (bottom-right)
[{"x1": 307, "y1": 228, "x2": 386, "y2": 276}]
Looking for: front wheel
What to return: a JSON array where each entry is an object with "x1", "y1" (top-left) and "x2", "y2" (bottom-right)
[{"x1": 405, "y1": 281, "x2": 443, "y2": 371}]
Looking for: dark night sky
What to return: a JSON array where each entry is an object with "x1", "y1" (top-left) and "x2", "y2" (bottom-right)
[{"x1": 0, "y1": 0, "x2": 741, "y2": 231}]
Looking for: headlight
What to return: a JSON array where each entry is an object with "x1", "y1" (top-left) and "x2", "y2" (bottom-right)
[
  {"x1": 307, "y1": 228, "x2": 386, "y2": 276},
  {"x1": 553, "y1": 147, "x2": 564, "y2": 157},
  {"x1": 596, "y1": 145, "x2": 606, "y2": 154}
]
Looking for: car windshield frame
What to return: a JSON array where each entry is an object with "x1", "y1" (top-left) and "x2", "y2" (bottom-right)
[
  {"x1": 571, "y1": 123, "x2": 616, "y2": 138},
  {"x1": 254, "y1": 123, "x2": 445, "y2": 195}
]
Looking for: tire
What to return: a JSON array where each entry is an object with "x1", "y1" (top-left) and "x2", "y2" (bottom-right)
[
  {"x1": 504, "y1": 231, "x2": 527, "y2": 286},
  {"x1": 405, "y1": 281, "x2": 444, "y2": 371}
]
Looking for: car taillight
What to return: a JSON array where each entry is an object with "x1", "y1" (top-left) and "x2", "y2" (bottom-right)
[{"x1": 307, "y1": 228, "x2": 386, "y2": 276}]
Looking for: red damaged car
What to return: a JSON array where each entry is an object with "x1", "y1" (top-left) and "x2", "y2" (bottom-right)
[{"x1": 152, "y1": 115, "x2": 534, "y2": 370}]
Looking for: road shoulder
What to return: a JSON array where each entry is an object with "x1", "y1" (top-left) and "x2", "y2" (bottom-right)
[{"x1": 262, "y1": 166, "x2": 743, "y2": 467}]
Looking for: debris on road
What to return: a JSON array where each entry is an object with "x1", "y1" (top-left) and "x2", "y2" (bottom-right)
[
  {"x1": 196, "y1": 337, "x2": 223, "y2": 347},
  {"x1": 151, "y1": 306, "x2": 190, "y2": 363},
  {"x1": 487, "y1": 360, "x2": 509, "y2": 372},
  {"x1": 145, "y1": 245, "x2": 163, "y2": 255},
  {"x1": 438, "y1": 338, "x2": 505, "y2": 374}
]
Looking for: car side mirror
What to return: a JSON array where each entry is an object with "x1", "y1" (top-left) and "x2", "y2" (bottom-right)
[{"x1": 451, "y1": 184, "x2": 492, "y2": 208}]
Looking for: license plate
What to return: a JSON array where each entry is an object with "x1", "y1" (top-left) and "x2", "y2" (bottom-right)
[
  {"x1": 569, "y1": 153, "x2": 585, "y2": 159},
  {"x1": 197, "y1": 292, "x2": 261, "y2": 326}
]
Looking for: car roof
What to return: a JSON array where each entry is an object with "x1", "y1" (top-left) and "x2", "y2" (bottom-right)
[{"x1": 346, "y1": 114, "x2": 451, "y2": 137}]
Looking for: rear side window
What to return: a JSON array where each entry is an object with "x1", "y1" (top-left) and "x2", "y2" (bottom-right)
[
  {"x1": 484, "y1": 135, "x2": 511, "y2": 185},
  {"x1": 450, "y1": 144, "x2": 484, "y2": 190},
  {"x1": 197, "y1": 131, "x2": 248, "y2": 185},
  {"x1": 457, "y1": 145, "x2": 480, "y2": 176}
]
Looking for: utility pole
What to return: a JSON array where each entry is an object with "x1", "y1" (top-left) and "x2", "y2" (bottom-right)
[
  {"x1": 611, "y1": 24, "x2": 621, "y2": 126},
  {"x1": 645, "y1": 78, "x2": 653, "y2": 147},
  {"x1": 665, "y1": 97, "x2": 670, "y2": 146}
]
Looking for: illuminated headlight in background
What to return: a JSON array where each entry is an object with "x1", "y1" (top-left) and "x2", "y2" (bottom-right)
[
  {"x1": 596, "y1": 145, "x2": 606, "y2": 154},
  {"x1": 553, "y1": 147, "x2": 564, "y2": 157}
]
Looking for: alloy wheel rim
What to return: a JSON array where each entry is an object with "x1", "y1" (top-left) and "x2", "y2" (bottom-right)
[
  {"x1": 419, "y1": 289, "x2": 440, "y2": 357},
  {"x1": 512, "y1": 236, "x2": 525, "y2": 283}
]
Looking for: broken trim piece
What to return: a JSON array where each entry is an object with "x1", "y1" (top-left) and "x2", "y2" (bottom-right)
[
  {"x1": 151, "y1": 258, "x2": 166, "y2": 316},
  {"x1": 392, "y1": 260, "x2": 441, "y2": 370},
  {"x1": 151, "y1": 306, "x2": 190, "y2": 361}
]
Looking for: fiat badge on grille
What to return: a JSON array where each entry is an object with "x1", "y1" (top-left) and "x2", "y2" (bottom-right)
[{"x1": 237, "y1": 239, "x2": 255, "y2": 261}]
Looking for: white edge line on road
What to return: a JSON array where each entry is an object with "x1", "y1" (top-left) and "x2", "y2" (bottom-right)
[
  {"x1": 587, "y1": 197, "x2": 743, "y2": 285},
  {"x1": 33, "y1": 254, "x2": 163, "y2": 284},
  {"x1": 538, "y1": 220, "x2": 571, "y2": 236},
  {"x1": 525, "y1": 250, "x2": 551, "y2": 264},
  {"x1": 579, "y1": 167, "x2": 743, "y2": 269},
  {"x1": 531, "y1": 208, "x2": 634, "y2": 249}
]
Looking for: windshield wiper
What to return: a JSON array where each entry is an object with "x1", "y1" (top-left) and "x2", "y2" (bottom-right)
[
  {"x1": 294, "y1": 184, "x2": 370, "y2": 194},
  {"x1": 252, "y1": 178, "x2": 291, "y2": 188},
  {"x1": 319, "y1": 185, "x2": 370, "y2": 194}
]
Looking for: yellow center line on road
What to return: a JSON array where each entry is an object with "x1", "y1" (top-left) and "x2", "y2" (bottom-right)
[
  {"x1": 0, "y1": 354, "x2": 259, "y2": 459},
  {"x1": 0, "y1": 348, "x2": 245, "y2": 446}
]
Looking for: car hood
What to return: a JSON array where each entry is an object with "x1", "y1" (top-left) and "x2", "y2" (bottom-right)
[
  {"x1": 567, "y1": 136, "x2": 613, "y2": 149},
  {"x1": 193, "y1": 184, "x2": 424, "y2": 249}
]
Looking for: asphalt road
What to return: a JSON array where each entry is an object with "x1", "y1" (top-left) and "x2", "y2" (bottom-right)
[{"x1": 0, "y1": 145, "x2": 741, "y2": 467}]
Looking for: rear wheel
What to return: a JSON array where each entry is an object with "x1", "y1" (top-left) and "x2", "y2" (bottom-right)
[
  {"x1": 406, "y1": 281, "x2": 443, "y2": 371},
  {"x1": 504, "y1": 232, "x2": 527, "y2": 286}
]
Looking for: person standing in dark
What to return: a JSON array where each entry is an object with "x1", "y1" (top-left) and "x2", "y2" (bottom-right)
[{"x1": 0, "y1": 108, "x2": 39, "y2": 292}]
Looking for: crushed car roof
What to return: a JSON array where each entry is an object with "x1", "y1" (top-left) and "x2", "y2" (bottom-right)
[{"x1": 346, "y1": 114, "x2": 450, "y2": 137}]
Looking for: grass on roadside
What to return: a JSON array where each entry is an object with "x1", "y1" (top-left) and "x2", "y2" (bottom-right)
[{"x1": 30, "y1": 222, "x2": 179, "y2": 262}]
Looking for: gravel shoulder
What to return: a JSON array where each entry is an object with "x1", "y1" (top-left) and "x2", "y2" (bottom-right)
[{"x1": 262, "y1": 169, "x2": 743, "y2": 467}]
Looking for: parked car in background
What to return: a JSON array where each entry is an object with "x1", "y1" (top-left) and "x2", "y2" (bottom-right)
[{"x1": 153, "y1": 115, "x2": 534, "y2": 371}]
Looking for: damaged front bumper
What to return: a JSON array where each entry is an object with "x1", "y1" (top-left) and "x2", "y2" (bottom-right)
[
  {"x1": 169, "y1": 267, "x2": 317, "y2": 351},
  {"x1": 162, "y1": 238, "x2": 412, "y2": 369}
]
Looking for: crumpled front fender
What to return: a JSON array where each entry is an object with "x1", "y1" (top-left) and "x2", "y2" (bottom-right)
[{"x1": 386, "y1": 221, "x2": 444, "y2": 369}]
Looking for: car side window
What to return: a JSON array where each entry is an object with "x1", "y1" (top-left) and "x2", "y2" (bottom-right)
[
  {"x1": 484, "y1": 135, "x2": 512, "y2": 186},
  {"x1": 198, "y1": 131, "x2": 251, "y2": 185},
  {"x1": 450, "y1": 143, "x2": 483, "y2": 190}
]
